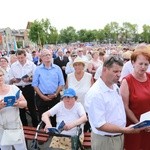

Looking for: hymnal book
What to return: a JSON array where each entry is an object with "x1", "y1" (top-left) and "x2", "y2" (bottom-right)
[
  {"x1": 132, "y1": 111, "x2": 150, "y2": 129},
  {"x1": 15, "y1": 90, "x2": 20, "y2": 100},
  {"x1": 4, "y1": 96, "x2": 16, "y2": 107},
  {"x1": 15, "y1": 78, "x2": 21, "y2": 82},
  {"x1": 22, "y1": 74, "x2": 29, "y2": 79},
  {"x1": 4, "y1": 90, "x2": 20, "y2": 107},
  {"x1": 22, "y1": 71, "x2": 32, "y2": 80},
  {"x1": 48, "y1": 120, "x2": 65, "y2": 134}
]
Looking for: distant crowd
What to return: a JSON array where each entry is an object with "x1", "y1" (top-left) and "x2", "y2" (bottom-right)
[{"x1": 0, "y1": 43, "x2": 150, "y2": 150}]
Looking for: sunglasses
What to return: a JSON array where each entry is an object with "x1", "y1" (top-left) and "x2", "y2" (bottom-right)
[
  {"x1": 71, "y1": 55, "x2": 77, "y2": 57},
  {"x1": 104, "y1": 56, "x2": 123, "y2": 66},
  {"x1": 123, "y1": 58, "x2": 130, "y2": 61}
]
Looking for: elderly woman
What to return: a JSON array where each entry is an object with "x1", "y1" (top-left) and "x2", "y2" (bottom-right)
[
  {"x1": 0, "y1": 68, "x2": 27, "y2": 150},
  {"x1": 120, "y1": 47, "x2": 150, "y2": 150},
  {"x1": 66, "y1": 57, "x2": 94, "y2": 107}
]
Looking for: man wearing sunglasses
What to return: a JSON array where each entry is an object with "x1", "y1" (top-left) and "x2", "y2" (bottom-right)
[{"x1": 85, "y1": 56, "x2": 145, "y2": 150}]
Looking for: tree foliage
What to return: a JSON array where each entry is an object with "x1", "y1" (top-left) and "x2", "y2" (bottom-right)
[
  {"x1": 59, "y1": 26, "x2": 77, "y2": 44},
  {"x1": 28, "y1": 18, "x2": 58, "y2": 46},
  {"x1": 141, "y1": 25, "x2": 150, "y2": 43},
  {"x1": 28, "y1": 18, "x2": 150, "y2": 44}
]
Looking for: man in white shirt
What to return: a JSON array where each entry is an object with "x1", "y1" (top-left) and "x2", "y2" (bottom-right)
[
  {"x1": 85, "y1": 56, "x2": 144, "y2": 150},
  {"x1": 9, "y1": 50, "x2": 39, "y2": 127}
]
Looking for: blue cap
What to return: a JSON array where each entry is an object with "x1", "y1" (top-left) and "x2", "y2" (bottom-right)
[{"x1": 62, "y1": 88, "x2": 76, "y2": 98}]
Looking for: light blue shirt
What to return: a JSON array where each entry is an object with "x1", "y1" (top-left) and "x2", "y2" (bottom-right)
[
  {"x1": 65, "y1": 61, "x2": 75, "y2": 74},
  {"x1": 32, "y1": 63, "x2": 65, "y2": 94}
]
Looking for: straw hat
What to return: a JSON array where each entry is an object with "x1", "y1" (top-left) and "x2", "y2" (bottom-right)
[
  {"x1": 122, "y1": 51, "x2": 133, "y2": 60},
  {"x1": 73, "y1": 57, "x2": 87, "y2": 66}
]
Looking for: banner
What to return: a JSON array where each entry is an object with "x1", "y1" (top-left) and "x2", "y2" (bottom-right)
[
  {"x1": 14, "y1": 38, "x2": 18, "y2": 51},
  {"x1": 0, "y1": 34, "x2": 2, "y2": 45}
]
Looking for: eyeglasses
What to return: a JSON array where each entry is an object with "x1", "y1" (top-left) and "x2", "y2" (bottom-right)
[
  {"x1": 42, "y1": 54, "x2": 51, "y2": 57},
  {"x1": 0, "y1": 60, "x2": 7, "y2": 62},
  {"x1": 123, "y1": 58, "x2": 130, "y2": 61},
  {"x1": 104, "y1": 56, "x2": 123, "y2": 67}
]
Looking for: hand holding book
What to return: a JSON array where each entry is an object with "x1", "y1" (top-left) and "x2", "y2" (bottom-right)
[
  {"x1": 4, "y1": 96, "x2": 16, "y2": 107},
  {"x1": 48, "y1": 121, "x2": 65, "y2": 134},
  {"x1": 131, "y1": 111, "x2": 150, "y2": 129},
  {"x1": 4, "y1": 90, "x2": 20, "y2": 107}
]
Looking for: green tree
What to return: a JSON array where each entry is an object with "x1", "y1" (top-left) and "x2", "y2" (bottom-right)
[
  {"x1": 48, "y1": 26, "x2": 59, "y2": 44},
  {"x1": 85, "y1": 30, "x2": 97, "y2": 42},
  {"x1": 77, "y1": 29, "x2": 87, "y2": 42},
  {"x1": 28, "y1": 20, "x2": 42, "y2": 45},
  {"x1": 28, "y1": 18, "x2": 58, "y2": 46},
  {"x1": 16, "y1": 41, "x2": 23, "y2": 48},
  {"x1": 141, "y1": 25, "x2": 150, "y2": 43},
  {"x1": 118, "y1": 27, "x2": 126, "y2": 43},
  {"x1": 59, "y1": 26, "x2": 77, "y2": 44},
  {"x1": 96, "y1": 29, "x2": 105, "y2": 43},
  {"x1": 122, "y1": 22, "x2": 138, "y2": 43},
  {"x1": 103, "y1": 22, "x2": 120, "y2": 43}
]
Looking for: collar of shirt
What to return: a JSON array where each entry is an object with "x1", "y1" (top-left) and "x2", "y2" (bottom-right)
[
  {"x1": 41, "y1": 63, "x2": 56, "y2": 69},
  {"x1": 59, "y1": 56, "x2": 63, "y2": 60},
  {"x1": 98, "y1": 78, "x2": 119, "y2": 93},
  {"x1": 16, "y1": 59, "x2": 31, "y2": 66}
]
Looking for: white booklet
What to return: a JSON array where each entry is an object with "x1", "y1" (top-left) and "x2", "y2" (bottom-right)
[{"x1": 132, "y1": 111, "x2": 150, "y2": 129}]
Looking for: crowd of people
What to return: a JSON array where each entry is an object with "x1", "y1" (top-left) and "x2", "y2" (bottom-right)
[{"x1": 0, "y1": 43, "x2": 150, "y2": 150}]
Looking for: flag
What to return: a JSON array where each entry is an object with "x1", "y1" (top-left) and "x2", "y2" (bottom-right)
[
  {"x1": 6, "y1": 42, "x2": 10, "y2": 57},
  {"x1": 14, "y1": 38, "x2": 18, "y2": 51},
  {"x1": 0, "y1": 34, "x2": 2, "y2": 44}
]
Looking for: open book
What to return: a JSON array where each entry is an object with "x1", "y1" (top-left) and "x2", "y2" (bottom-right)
[
  {"x1": 48, "y1": 121, "x2": 65, "y2": 134},
  {"x1": 132, "y1": 111, "x2": 150, "y2": 129},
  {"x1": 4, "y1": 90, "x2": 20, "y2": 107},
  {"x1": 22, "y1": 74, "x2": 29, "y2": 79}
]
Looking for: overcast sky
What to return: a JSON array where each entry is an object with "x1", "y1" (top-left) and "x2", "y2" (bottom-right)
[{"x1": 1, "y1": 0, "x2": 150, "y2": 32}]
